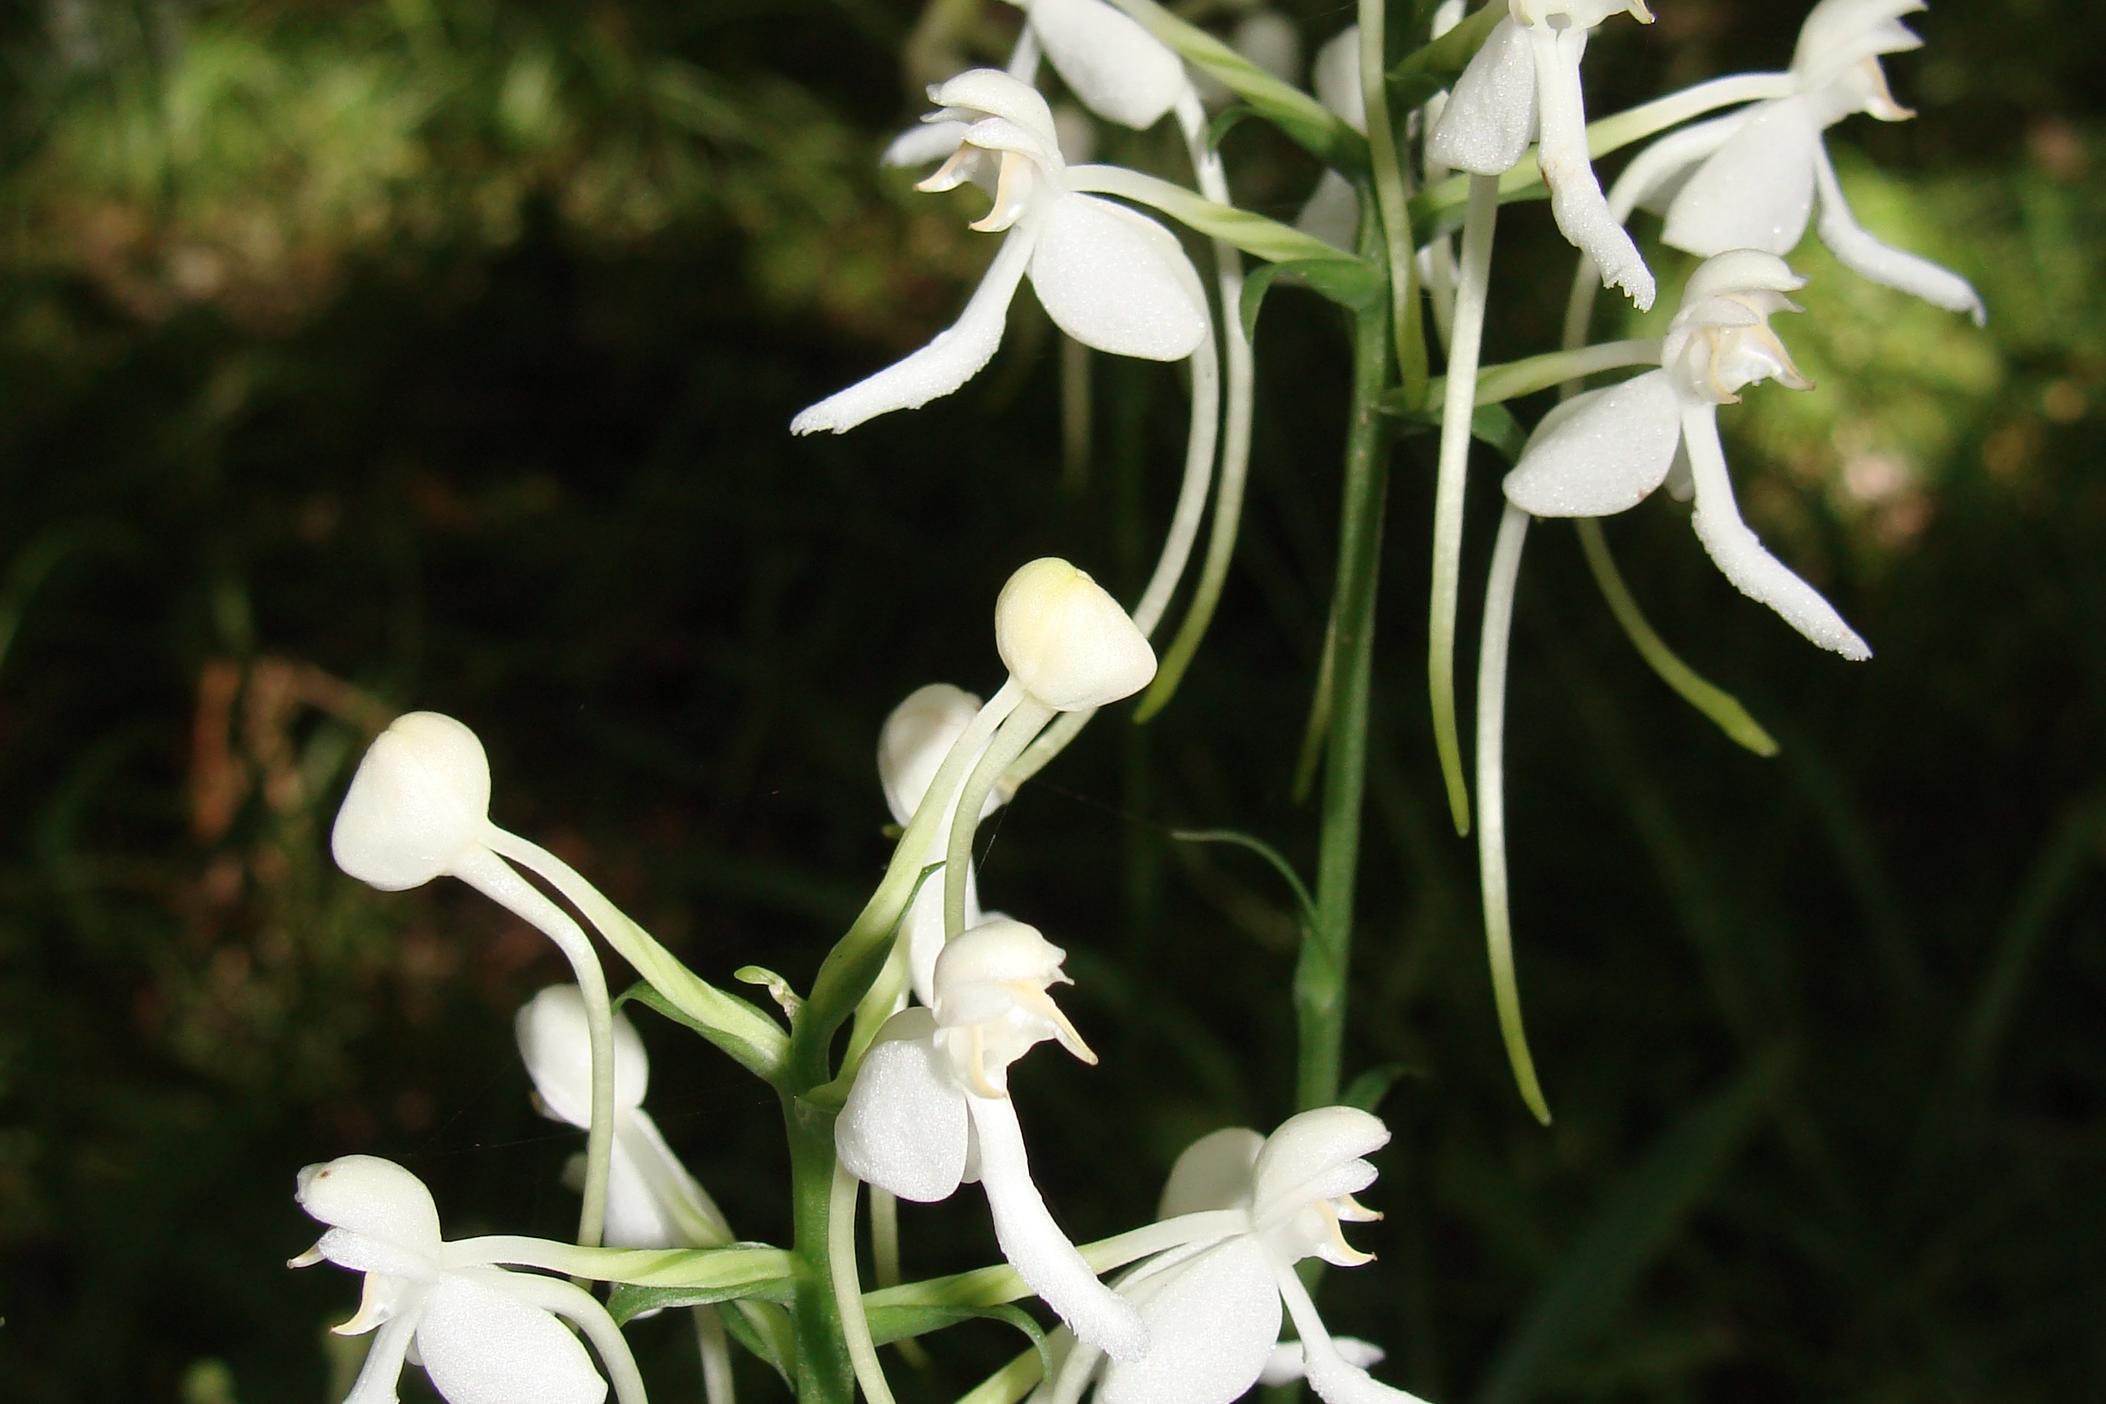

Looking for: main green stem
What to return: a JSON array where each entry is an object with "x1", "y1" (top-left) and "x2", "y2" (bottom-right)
[
  {"x1": 784, "y1": 1091, "x2": 856, "y2": 1404},
  {"x1": 1296, "y1": 215, "x2": 1396, "y2": 1114}
]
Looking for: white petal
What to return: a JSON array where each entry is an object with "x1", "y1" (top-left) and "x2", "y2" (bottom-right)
[
  {"x1": 993, "y1": 557, "x2": 1158, "y2": 710},
  {"x1": 343, "y1": 1314, "x2": 421, "y2": 1404},
  {"x1": 1311, "y1": 27, "x2": 1366, "y2": 133},
  {"x1": 966, "y1": 1093, "x2": 1148, "y2": 1361},
  {"x1": 791, "y1": 226, "x2": 1037, "y2": 434},
  {"x1": 836, "y1": 1010, "x2": 971, "y2": 1202},
  {"x1": 619, "y1": 1109, "x2": 732, "y2": 1245},
  {"x1": 1157, "y1": 1127, "x2": 1264, "y2": 1218},
  {"x1": 1681, "y1": 407, "x2": 1872, "y2": 660},
  {"x1": 1426, "y1": 19, "x2": 1537, "y2": 175},
  {"x1": 517, "y1": 986, "x2": 650, "y2": 1128},
  {"x1": 930, "y1": 70, "x2": 1062, "y2": 154},
  {"x1": 1501, "y1": 372, "x2": 1682, "y2": 518},
  {"x1": 882, "y1": 119, "x2": 970, "y2": 170},
  {"x1": 416, "y1": 1274, "x2": 607, "y2": 1404},
  {"x1": 1029, "y1": 0, "x2": 1185, "y2": 130},
  {"x1": 331, "y1": 713, "x2": 492, "y2": 892},
  {"x1": 1098, "y1": 1236, "x2": 1281, "y2": 1404},
  {"x1": 1623, "y1": 113, "x2": 1743, "y2": 218},
  {"x1": 1029, "y1": 194, "x2": 1208, "y2": 362},
  {"x1": 1259, "y1": 1337, "x2": 1386, "y2": 1387},
  {"x1": 1812, "y1": 147, "x2": 1985, "y2": 324},
  {"x1": 1250, "y1": 1108, "x2": 1387, "y2": 1223},
  {"x1": 1660, "y1": 100, "x2": 1820, "y2": 257},
  {"x1": 317, "y1": 1229, "x2": 440, "y2": 1285}
]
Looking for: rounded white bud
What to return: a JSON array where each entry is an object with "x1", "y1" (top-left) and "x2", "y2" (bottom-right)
[
  {"x1": 994, "y1": 558, "x2": 1156, "y2": 711},
  {"x1": 878, "y1": 683, "x2": 988, "y2": 825},
  {"x1": 331, "y1": 711, "x2": 492, "y2": 891}
]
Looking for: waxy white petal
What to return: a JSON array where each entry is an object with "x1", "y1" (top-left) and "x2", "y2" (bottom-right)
[
  {"x1": 1502, "y1": 371, "x2": 1683, "y2": 518},
  {"x1": 1099, "y1": 1235, "x2": 1281, "y2": 1404},
  {"x1": 1661, "y1": 100, "x2": 1821, "y2": 257},
  {"x1": 967, "y1": 1092, "x2": 1148, "y2": 1360},
  {"x1": 1027, "y1": 0, "x2": 1185, "y2": 131},
  {"x1": 929, "y1": 70, "x2": 1063, "y2": 155},
  {"x1": 417, "y1": 1273, "x2": 608, "y2": 1404},
  {"x1": 1260, "y1": 1337, "x2": 1387, "y2": 1387},
  {"x1": 882, "y1": 119, "x2": 970, "y2": 170},
  {"x1": 836, "y1": 1010, "x2": 971, "y2": 1202},
  {"x1": 1426, "y1": 19, "x2": 1537, "y2": 175},
  {"x1": 1030, "y1": 194, "x2": 1208, "y2": 362},
  {"x1": 791, "y1": 225, "x2": 1037, "y2": 434}
]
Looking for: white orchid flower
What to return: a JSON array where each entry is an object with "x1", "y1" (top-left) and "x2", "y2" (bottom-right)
[
  {"x1": 1506, "y1": 248, "x2": 1868, "y2": 658},
  {"x1": 792, "y1": 69, "x2": 1208, "y2": 436},
  {"x1": 290, "y1": 1156, "x2": 646, "y2": 1404},
  {"x1": 1429, "y1": 0, "x2": 1658, "y2": 308},
  {"x1": 1032, "y1": 1110, "x2": 1432, "y2": 1404},
  {"x1": 331, "y1": 712, "x2": 621, "y2": 1250},
  {"x1": 516, "y1": 986, "x2": 732, "y2": 1251},
  {"x1": 1625, "y1": 0, "x2": 1982, "y2": 322},
  {"x1": 878, "y1": 684, "x2": 1012, "y2": 1006},
  {"x1": 836, "y1": 918, "x2": 1146, "y2": 1360}
]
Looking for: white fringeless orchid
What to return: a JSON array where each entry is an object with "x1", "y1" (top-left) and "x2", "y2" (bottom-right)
[
  {"x1": 792, "y1": 69, "x2": 1208, "y2": 436},
  {"x1": 835, "y1": 918, "x2": 1147, "y2": 1360},
  {"x1": 290, "y1": 1156, "x2": 645, "y2": 1404},
  {"x1": 516, "y1": 986, "x2": 732, "y2": 1251},
  {"x1": 878, "y1": 683, "x2": 1011, "y2": 1006},
  {"x1": 1505, "y1": 248, "x2": 1868, "y2": 658},
  {"x1": 1473, "y1": 251, "x2": 1866, "y2": 1124},
  {"x1": 1032, "y1": 1109, "x2": 1432, "y2": 1404},
  {"x1": 1429, "y1": 0, "x2": 1658, "y2": 308},
  {"x1": 1638, "y1": 0, "x2": 1982, "y2": 322}
]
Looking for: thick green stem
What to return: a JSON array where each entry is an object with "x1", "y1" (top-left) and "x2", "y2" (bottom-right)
[
  {"x1": 786, "y1": 1094, "x2": 856, "y2": 1404},
  {"x1": 1296, "y1": 218, "x2": 1394, "y2": 1113}
]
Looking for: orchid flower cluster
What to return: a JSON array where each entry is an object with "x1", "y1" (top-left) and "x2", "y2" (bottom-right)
[{"x1": 294, "y1": 3, "x2": 1980, "y2": 1402}]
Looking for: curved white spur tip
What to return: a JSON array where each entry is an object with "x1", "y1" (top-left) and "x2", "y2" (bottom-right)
[
  {"x1": 994, "y1": 557, "x2": 1156, "y2": 710},
  {"x1": 331, "y1": 711, "x2": 493, "y2": 891}
]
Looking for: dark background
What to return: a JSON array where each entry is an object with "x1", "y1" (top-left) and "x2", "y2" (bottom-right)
[{"x1": 1, "y1": 1, "x2": 2100, "y2": 1400}]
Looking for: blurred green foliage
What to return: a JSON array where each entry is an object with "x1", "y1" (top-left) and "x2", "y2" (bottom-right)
[{"x1": 0, "y1": 1, "x2": 2101, "y2": 1401}]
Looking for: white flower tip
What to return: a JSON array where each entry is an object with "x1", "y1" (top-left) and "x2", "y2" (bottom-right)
[
  {"x1": 935, "y1": 916, "x2": 1070, "y2": 991},
  {"x1": 331, "y1": 711, "x2": 492, "y2": 892},
  {"x1": 994, "y1": 557, "x2": 1156, "y2": 710},
  {"x1": 516, "y1": 985, "x2": 650, "y2": 1128},
  {"x1": 789, "y1": 404, "x2": 844, "y2": 436}
]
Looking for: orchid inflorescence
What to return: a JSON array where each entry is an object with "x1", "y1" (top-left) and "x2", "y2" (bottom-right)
[{"x1": 296, "y1": 3, "x2": 1980, "y2": 1402}]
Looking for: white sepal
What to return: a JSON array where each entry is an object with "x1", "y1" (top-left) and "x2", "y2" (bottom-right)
[
  {"x1": 416, "y1": 1271, "x2": 608, "y2": 1404},
  {"x1": 1426, "y1": 19, "x2": 1537, "y2": 176},
  {"x1": 297, "y1": 1156, "x2": 444, "y2": 1263},
  {"x1": 1250, "y1": 1107, "x2": 1389, "y2": 1224},
  {"x1": 1157, "y1": 1126, "x2": 1263, "y2": 1218},
  {"x1": 1501, "y1": 370, "x2": 1683, "y2": 518},
  {"x1": 1661, "y1": 101, "x2": 1822, "y2": 257},
  {"x1": 1029, "y1": 195, "x2": 1209, "y2": 362},
  {"x1": 836, "y1": 1009, "x2": 971, "y2": 1202},
  {"x1": 1026, "y1": 0, "x2": 1185, "y2": 131},
  {"x1": 1098, "y1": 1234, "x2": 1281, "y2": 1404}
]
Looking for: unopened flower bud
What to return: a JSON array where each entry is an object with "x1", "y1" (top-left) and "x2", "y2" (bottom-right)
[
  {"x1": 994, "y1": 558, "x2": 1157, "y2": 710},
  {"x1": 330, "y1": 712, "x2": 492, "y2": 891}
]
